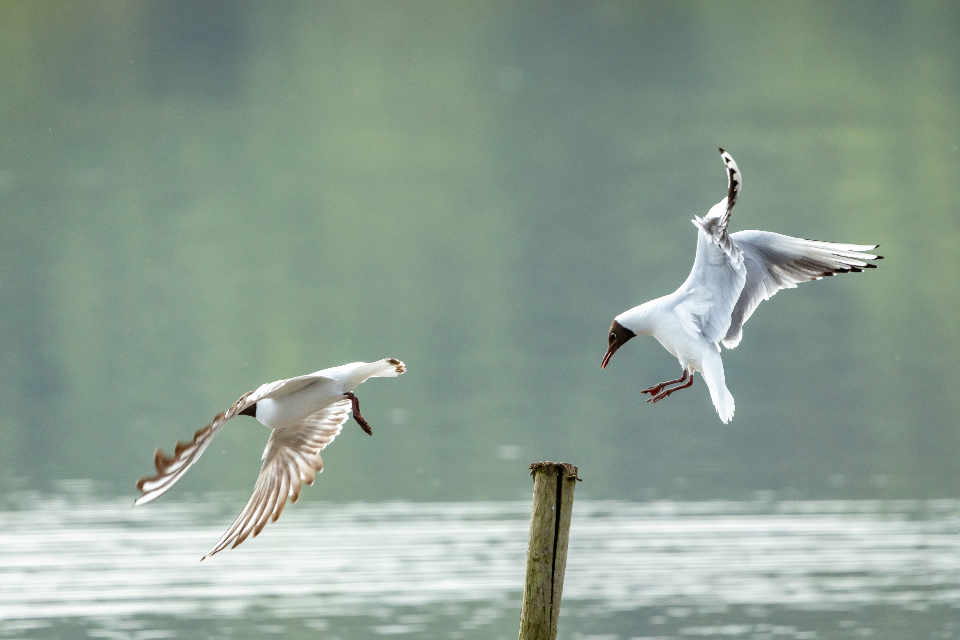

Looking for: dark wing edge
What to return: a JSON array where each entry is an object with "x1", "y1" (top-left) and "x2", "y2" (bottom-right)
[
  {"x1": 692, "y1": 149, "x2": 745, "y2": 269},
  {"x1": 133, "y1": 390, "x2": 257, "y2": 507},
  {"x1": 718, "y1": 147, "x2": 741, "y2": 219}
]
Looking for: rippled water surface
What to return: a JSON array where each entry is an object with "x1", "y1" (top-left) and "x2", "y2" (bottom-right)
[{"x1": 2, "y1": 489, "x2": 960, "y2": 639}]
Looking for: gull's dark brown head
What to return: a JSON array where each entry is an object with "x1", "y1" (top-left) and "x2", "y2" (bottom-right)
[{"x1": 601, "y1": 319, "x2": 636, "y2": 369}]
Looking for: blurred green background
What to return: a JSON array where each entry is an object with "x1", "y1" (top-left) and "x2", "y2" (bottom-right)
[{"x1": 1, "y1": 0, "x2": 957, "y2": 503}]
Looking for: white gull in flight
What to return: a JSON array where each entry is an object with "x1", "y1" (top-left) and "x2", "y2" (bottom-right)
[
  {"x1": 134, "y1": 358, "x2": 405, "y2": 559},
  {"x1": 601, "y1": 149, "x2": 880, "y2": 423}
]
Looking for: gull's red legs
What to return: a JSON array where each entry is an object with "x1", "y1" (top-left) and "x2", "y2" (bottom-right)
[
  {"x1": 641, "y1": 369, "x2": 689, "y2": 397},
  {"x1": 641, "y1": 369, "x2": 694, "y2": 403}
]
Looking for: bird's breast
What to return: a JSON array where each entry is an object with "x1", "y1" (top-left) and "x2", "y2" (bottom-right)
[
  {"x1": 256, "y1": 382, "x2": 344, "y2": 430},
  {"x1": 652, "y1": 315, "x2": 713, "y2": 372}
]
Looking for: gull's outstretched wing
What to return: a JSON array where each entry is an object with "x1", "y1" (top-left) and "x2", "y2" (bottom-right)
[
  {"x1": 717, "y1": 147, "x2": 741, "y2": 234},
  {"x1": 201, "y1": 399, "x2": 352, "y2": 560},
  {"x1": 134, "y1": 373, "x2": 338, "y2": 508},
  {"x1": 134, "y1": 389, "x2": 258, "y2": 507},
  {"x1": 722, "y1": 232, "x2": 881, "y2": 348},
  {"x1": 677, "y1": 149, "x2": 748, "y2": 343},
  {"x1": 691, "y1": 149, "x2": 743, "y2": 267}
]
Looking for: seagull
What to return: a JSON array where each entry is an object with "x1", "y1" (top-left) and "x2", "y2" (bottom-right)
[
  {"x1": 134, "y1": 358, "x2": 406, "y2": 559},
  {"x1": 601, "y1": 149, "x2": 881, "y2": 423}
]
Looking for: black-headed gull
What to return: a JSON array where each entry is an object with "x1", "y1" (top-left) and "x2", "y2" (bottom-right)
[
  {"x1": 601, "y1": 149, "x2": 880, "y2": 423},
  {"x1": 134, "y1": 358, "x2": 405, "y2": 559}
]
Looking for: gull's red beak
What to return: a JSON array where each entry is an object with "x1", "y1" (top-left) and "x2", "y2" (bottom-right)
[{"x1": 601, "y1": 346, "x2": 617, "y2": 369}]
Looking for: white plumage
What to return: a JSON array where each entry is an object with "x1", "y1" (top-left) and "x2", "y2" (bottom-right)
[
  {"x1": 134, "y1": 358, "x2": 405, "y2": 559},
  {"x1": 602, "y1": 149, "x2": 880, "y2": 423}
]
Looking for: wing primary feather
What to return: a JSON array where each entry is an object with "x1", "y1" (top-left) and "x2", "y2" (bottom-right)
[
  {"x1": 720, "y1": 231, "x2": 881, "y2": 349},
  {"x1": 134, "y1": 391, "x2": 259, "y2": 507},
  {"x1": 199, "y1": 399, "x2": 351, "y2": 560}
]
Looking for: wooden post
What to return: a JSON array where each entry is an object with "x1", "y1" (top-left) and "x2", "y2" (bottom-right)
[{"x1": 518, "y1": 461, "x2": 580, "y2": 640}]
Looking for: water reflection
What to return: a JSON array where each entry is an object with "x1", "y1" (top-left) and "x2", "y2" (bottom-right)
[{"x1": 2, "y1": 489, "x2": 960, "y2": 638}]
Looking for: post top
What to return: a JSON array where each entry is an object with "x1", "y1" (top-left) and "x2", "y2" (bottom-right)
[{"x1": 529, "y1": 461, "x2": 581, "y2": 481}]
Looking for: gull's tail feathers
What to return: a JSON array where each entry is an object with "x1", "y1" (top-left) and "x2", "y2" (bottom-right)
[{"x1": 700, "y1": 350, "x2": 735, "y2": 424}]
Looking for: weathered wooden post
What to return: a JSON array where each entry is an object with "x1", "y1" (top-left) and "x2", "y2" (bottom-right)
[{"x1": 518, "y1": 461, "x2": 580, "y2": 640}]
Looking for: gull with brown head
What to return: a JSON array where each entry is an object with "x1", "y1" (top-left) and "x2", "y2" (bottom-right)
[{"x1": 602, "y1": 149, "x2": 881, "y2": 422}]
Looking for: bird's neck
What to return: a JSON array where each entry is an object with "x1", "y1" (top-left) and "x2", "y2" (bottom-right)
[
  {"x1": 323, "y1": 361, "x2": 387, "y2": 392},
  {"x1": 616, "y1": 298, "x2": 664, "y2": 337}
]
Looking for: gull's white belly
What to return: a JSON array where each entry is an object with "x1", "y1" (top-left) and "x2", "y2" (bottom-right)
[
  {"x1": 256, "y1": 382, "x2": 344, "y2": 430},
  {"x1": 653, "y1": 322, "x2": 712, "y2": 373}
]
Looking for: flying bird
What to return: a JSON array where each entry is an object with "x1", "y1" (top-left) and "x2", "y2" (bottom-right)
[
  {"x1": 601, "y1": 149, "x2": 880, "y2": 423},
  {"x1": 134, "y1": 358, "x2": 405, "y2": 559}
]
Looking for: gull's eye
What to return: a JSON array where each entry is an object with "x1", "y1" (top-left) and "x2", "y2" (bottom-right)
[{"x1": 610, "y1": 332, "x2": 617, "y2": 341}]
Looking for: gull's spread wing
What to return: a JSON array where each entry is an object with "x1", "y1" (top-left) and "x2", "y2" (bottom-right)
[
  {"x1": 134, "y1": 389, "x2": 258, "y2": 507},
  {"x1": 722, "y1": 232, "x2": 881, "y2": 348},
  {"x1": 201, "y1": 399, "x2": 352, "y2": 559},
  {"x1": 677, "y1": 149, "x2": 748, "y2": 343},
  {"x1": 133, "y1": 373, "x2": 334, "y2": 507}
]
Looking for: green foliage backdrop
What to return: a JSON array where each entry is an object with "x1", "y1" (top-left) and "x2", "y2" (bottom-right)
[{"x1": 1, "y1": 1, "x2": 958, "y2": 502}]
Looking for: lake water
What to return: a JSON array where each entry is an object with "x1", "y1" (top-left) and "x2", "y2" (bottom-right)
[{"x1": 2, "y1": 486, "x2": 960, "y2": 639}]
